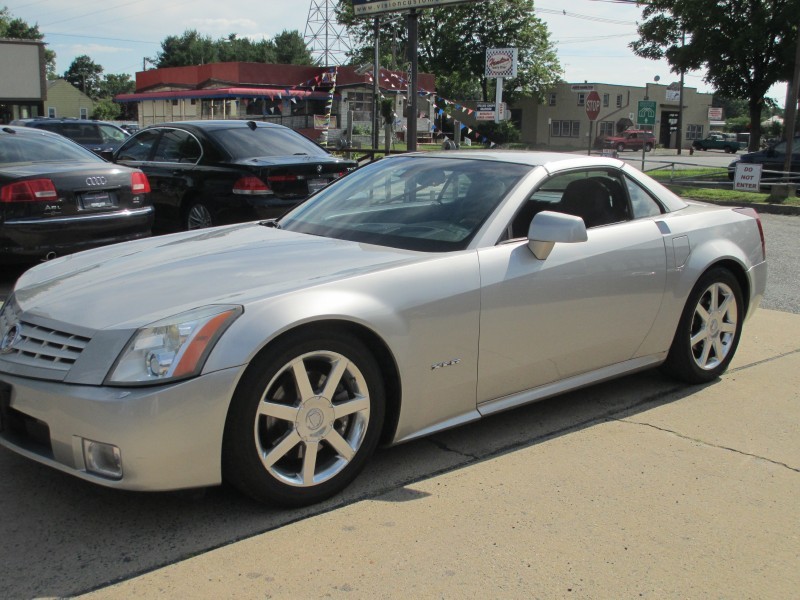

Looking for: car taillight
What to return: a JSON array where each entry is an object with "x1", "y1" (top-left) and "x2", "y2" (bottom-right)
[
  {"x1": 733, "y1": 207, "x2": 766, "y2": 260},
  {"x1": 131, "y1": 171, "x2": 151, "y2": 194},
  {"x1": 233, "y1": 176, "x2": 271, "y2": 195},
  {"x1": 0, "y1": 178, "x2": 58, "y2": 203}
]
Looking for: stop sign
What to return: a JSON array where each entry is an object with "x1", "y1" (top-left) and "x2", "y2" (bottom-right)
[{"x1": 585, "y1": 91, "x2": 601, "y2": 121}]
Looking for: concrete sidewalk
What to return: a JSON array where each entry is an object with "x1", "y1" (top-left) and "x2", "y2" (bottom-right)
[{"x1": 82, "y1": 310, "x2": 800, "y2": 599}]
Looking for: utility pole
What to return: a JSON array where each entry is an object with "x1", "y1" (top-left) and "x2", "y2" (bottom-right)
[
  {"x1": 407, "y1": 9, "x2": 418, "y2": 152},
  {"x1": 783, "y1": 20, "x2": 800, "y2": 176}
]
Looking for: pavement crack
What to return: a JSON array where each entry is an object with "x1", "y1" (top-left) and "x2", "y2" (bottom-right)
[
  {"x1": 619, "y1": 418, "x2": 800, "y2": 474},
  {"x1": 729, "y1": 347, "x2": 800, "y2": 373},
  {"x1": 425, "y1": 437, "x2": 480, "y2": 460}
]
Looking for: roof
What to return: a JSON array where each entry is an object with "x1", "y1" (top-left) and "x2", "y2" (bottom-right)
[{"x1": 115, "y1": 86, "x2": 332, "y2": 103}]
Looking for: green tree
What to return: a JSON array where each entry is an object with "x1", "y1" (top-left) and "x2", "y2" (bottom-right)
[
  {"x1": 99, "y1": 73, "x2": 136, "y2": 120},
  {"x1": 335, "y1": 0, "x2": 561, "y2": 103},
  {"x1": 631, "y1": 0, "x2": 800, "y2": 151},
  {"x1": 91, "y1": 98, "x2": 121, "y2": 120},
  {"x1": 153, "y1": 29, "x2": 312, "y2": 67},
  {"x1": 273, "y1": 30, "x2": 314, "y2": 64},
  {"x1": 0, "y1": 6, "x2": 57, "y2": 77},
  {"x1": 64, "y1": 55, "x2": 104, "y2": 98}
]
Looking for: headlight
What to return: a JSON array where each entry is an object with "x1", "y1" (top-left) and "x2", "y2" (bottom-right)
[{"x1": 106, "y1": 305, "x2": 242, "y2": 385}]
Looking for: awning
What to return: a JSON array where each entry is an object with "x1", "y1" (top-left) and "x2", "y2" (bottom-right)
[{"x1": 115, "y1": 87, "x2": 335, "y2": 103}]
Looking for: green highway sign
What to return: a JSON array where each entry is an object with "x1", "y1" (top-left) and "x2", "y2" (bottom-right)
[{"x1": 637, "y1": 100, "x2": 657, "y2": 126}]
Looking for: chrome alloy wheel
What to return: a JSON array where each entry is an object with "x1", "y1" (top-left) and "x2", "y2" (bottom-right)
[
  {"x1": 254, "y1": 350, "x2": 371, "y2": 487},
  {"x1": 689, "y1": 281, "x2": 738, "y2": 371},
  {"x1": 186, "y1": 203, "x2": 214, "y2": 229}
]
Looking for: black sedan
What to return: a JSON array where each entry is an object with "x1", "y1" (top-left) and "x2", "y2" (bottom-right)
[
  {"x1": 728, "y1": 136, "x2": 800, "y2": 181},
  {"x1": 0, "y1": 126, "x2": 154, "y2": 263},
  {"x1": 111, "y1": 120, "x2": 357, "y2": 231}
]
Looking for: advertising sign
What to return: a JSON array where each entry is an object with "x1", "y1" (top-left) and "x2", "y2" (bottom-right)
[
  {"x1": 352, "y1": 0, "x2": 483, "y2": 17},
  {"x1": 734, "y1": 163, "x2": 762, "y2": 193},
  {"x1": 708, "y1": 107, "x2": 724, "y2": 120},
  {"x1": 475, "y1": 102, "x2": 506, "y2": 121},
  {"x1": 485, "y1": 48, "x2": 518, "y2": 79},
  {"x1": 637, "y1": 100, "x2": 657, "y2": 126}
]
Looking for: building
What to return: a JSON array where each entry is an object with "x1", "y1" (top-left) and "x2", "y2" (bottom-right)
[
  {"x1": 512, "y1": 81, "x2": 714, "y2": 150},
  {"x1": 43, "y1": 79, "x2": 95, "y2": 119},
  {"x1": 0, "y1": 38, "x2": 47, "y2": 124},
  {"x1": 116, "y1": 62, "x2": 436, "y2": 143}
]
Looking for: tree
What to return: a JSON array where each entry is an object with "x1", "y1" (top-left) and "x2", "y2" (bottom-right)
[
  {"x1": 631, "y1": 0, "x2": 800, "y2": 151},
  {"x1": 64, "y1": 55, "x2": 104, "y2": 99},
  {"x1": 91, "y1": 98, "x2": 121, "y2": 121},
  {"x1": 99, "y1": 73, "x2": 136, "y2": 120},
  {"x1": 153, "y1": 29, "x2": 313, "y2": 68},
  {"x1": 0, "y1": 6, "x2": 57, "y2": 77},
  {"x1": 335, "y1": 0, "x2": 562, "y2": 103},
  {"x1": 273, "y1": 30, "x2": 314, "y2": 65}
]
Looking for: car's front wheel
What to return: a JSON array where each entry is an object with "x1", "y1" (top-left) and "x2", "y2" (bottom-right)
[
  {"x1": 222, "y1": 329, "x2": 385, "y2": 507},
  {"x1": 616, "y1": 143, "x2": 625, "y2": 152},
  {"x1": 661, "y1": 268, "x2": 744, "y2": 384},
  {"x1": 644, "y1": 143, "x2": 653, "y2": 152}
]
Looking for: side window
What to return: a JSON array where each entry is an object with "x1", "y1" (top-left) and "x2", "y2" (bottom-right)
[
  {"x1": 152, "y1": 129, "x2": 201, "y2": 163},
  {"x1": 624, "y1": 175, "x2": 663, "y2": 218},
  {"x1": 98, "y1": 124, "x2": 128, "y2": 143},
  {"x1": 509, "y1": 170, "x2": 630, "y2": 238},
  {"x1": 116, "y1": 129, "x2": 160, "y2": 161}
]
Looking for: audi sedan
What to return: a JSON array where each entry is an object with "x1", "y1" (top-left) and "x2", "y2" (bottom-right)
[
  {"x1": 112, "y1": 120, "x2": 356, "y2": 231},
  {"x1": 0, "y1": 151, "x2": 766, "y2": 507},
  {"x1": 0, "y1": 126, "x2": 153, "y2": 263}
]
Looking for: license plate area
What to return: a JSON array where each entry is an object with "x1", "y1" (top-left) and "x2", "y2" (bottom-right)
[
  {"x1": 307, "y1": 178, "x2": 329, "y2": 194},
  {"x1": 79, "y1": 191, "x2": 117, "y2": 209}
]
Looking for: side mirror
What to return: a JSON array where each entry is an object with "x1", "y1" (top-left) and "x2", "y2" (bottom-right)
[{"x1": 527, "y1": 211, "x2": 588, "y2": 260}]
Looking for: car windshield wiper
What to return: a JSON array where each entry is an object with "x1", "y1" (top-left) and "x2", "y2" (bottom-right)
[{"x1": 259, "y1": 219, "x2": 281, "y2": 229}]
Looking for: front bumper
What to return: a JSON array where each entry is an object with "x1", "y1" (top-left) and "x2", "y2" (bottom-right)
[{"x1": 0, "y1": 366, "x2": 240, "y2": 491}]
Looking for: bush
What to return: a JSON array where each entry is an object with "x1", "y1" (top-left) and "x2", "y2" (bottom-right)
[{"x1": 475, "y1": 120, "x2": 520, "y2": 146}]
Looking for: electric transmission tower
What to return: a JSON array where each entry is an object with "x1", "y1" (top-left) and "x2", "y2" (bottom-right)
[{"x1": 304, "y1": 0, "x2": 352, "y2": 67}]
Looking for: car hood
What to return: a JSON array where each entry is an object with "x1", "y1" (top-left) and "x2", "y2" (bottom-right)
[{"x1": 12, "y1": 223, "x2": 425, "y2": 330}]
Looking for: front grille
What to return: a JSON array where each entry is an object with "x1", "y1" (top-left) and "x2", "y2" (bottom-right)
[{"x1": 1, "y1": 302, "x2": 91, "y2": 374}]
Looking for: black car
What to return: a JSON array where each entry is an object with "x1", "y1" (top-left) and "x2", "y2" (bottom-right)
[
  {"x1": 111, "y1": 120, "x2": 357, "y2": 231},
  {"x1": 0, "y1": 126, "x2": 154, "y2": 263},
  {"x1": 10, "y1": 118, "x2": 130, "y2": 156},
  {"x1": 728, "y1": 136, "x2": 800, "y2": 181}
]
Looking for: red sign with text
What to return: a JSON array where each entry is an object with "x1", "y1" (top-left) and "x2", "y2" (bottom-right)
[{"x1": 585, "y1": 91, "x2": 601, "y2": 121}]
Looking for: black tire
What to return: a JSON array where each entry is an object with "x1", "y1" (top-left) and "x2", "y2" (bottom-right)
[
  {"x1": 724, "y1": 146, "x2": 734, "y2": 154},
  {"x1": 222, "y1": 329, "x2": 385, "y2": 507},
  {"x1": 661, "y1": 268, "x2": 744, "y2": 384},
  {"x1": 644, "y1": 143, "x2": 653, "y2": 152},
  {"x1": 184, "y1": 201, "x2": 215, "y2": 230},
  {"x1": 616, "y1": 143, "x2": 625, "y2": 152}
]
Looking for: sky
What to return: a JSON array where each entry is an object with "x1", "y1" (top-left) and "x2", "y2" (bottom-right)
[{"x1": 4, "y1": 0, "x2": 789, "y2": 105}]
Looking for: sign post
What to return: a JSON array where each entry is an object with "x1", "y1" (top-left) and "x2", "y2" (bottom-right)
[
  {"x1": 637, "y1": 99, "x2": 657, "y2": 168},
  {"x1": 585, "y1": 90, "x2": 601, "y2": 155},
  {"x1": 485, "y1": 48, "x2": 517, "y2": 124}
]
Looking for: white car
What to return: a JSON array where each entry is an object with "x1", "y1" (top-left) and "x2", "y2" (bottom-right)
[{"x1": 0, "y1": 151, "x2": 767, "y2": 506}]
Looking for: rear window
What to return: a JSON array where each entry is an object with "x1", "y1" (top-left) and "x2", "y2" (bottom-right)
[
  {"x1": 208, "y1": 126, "x2": 329, "y2": 159},
  {"x1": 0, "y1": 132, "x2": 102, "y2": 165}
]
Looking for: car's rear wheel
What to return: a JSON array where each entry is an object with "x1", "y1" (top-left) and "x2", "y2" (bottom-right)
[
  {"x1": 644, "y1": 143, "x2": 653, "y2": 152},
  {"x1": 222, "y1": 330, "x2": 385, "y2": 507},
  {"x1": 185, "y1": 201, "x2": 214, "y2": 230},
  {"x1": 662, "y1": 268, "x2": 744, "y2": 384},
  {"x1": 616, "y1": 143, "x2": 625, "y2": 152}
]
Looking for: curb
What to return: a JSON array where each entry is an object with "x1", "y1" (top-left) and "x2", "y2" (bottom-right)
[{"x1": 690, "y1": 198, "x2": 800, "y2": 216}]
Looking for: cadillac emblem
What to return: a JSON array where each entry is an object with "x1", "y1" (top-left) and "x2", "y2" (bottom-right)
[{"x1": 0, "y1": 324, "x2": 21, "y2": 354}]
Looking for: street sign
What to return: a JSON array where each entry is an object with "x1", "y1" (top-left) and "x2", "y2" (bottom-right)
[
  {"x1": 734, "y1": 163, "x2": 762, "y2": 193},
  {"x1": 637, "y1": 100, "x2": 657, "y2": 126},
  {"x1": 585, "y1": 91, "x2": 601, "y2": 121}
]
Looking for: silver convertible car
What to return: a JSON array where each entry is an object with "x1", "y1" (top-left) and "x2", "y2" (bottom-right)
[{"x1": 0, "y1": 151, "x2": 767, "y2": 506}]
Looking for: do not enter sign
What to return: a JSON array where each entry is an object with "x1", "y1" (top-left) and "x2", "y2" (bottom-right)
[{"x1": 585, "y1": 91, "x2": 601, "y2": 121}]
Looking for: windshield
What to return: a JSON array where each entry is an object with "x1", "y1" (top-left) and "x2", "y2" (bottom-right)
[
  {"x1": 280, "y1": 155, "x2": 530, "y2": 252},
  {"x1": 209, "y1": 126, "x2": 330, "y2": 159},
  {"x1": 0, "y1": 131, "x2": 103, "y2": 165}
]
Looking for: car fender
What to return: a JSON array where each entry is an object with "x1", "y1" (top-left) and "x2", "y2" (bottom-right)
[{"x1": 205, "y1": 251, "x2": 484, "y2": 444}]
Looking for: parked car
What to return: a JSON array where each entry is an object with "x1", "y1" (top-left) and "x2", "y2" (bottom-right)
[
  {"x1": 727, "y1": 136, "x2": 800, "y2": 181},
  {"x1": 0, "y1": 125, "x2": 153, "y2": 263},
  {"x1": 0, "y1": 151, "x2": 766, "y2": 506},
  {"x1": 602, "y1": 129, "x2": 656, "y2": 152},
  {"x1": 692, "y1": 133, "x2": 746, "y2": 153},
  {"x1": 111, "y1": 120, "x2": 357, "y2": 231},
  {"x1": 10, "y1": 118, "x2": 130, "y2": 155}
]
